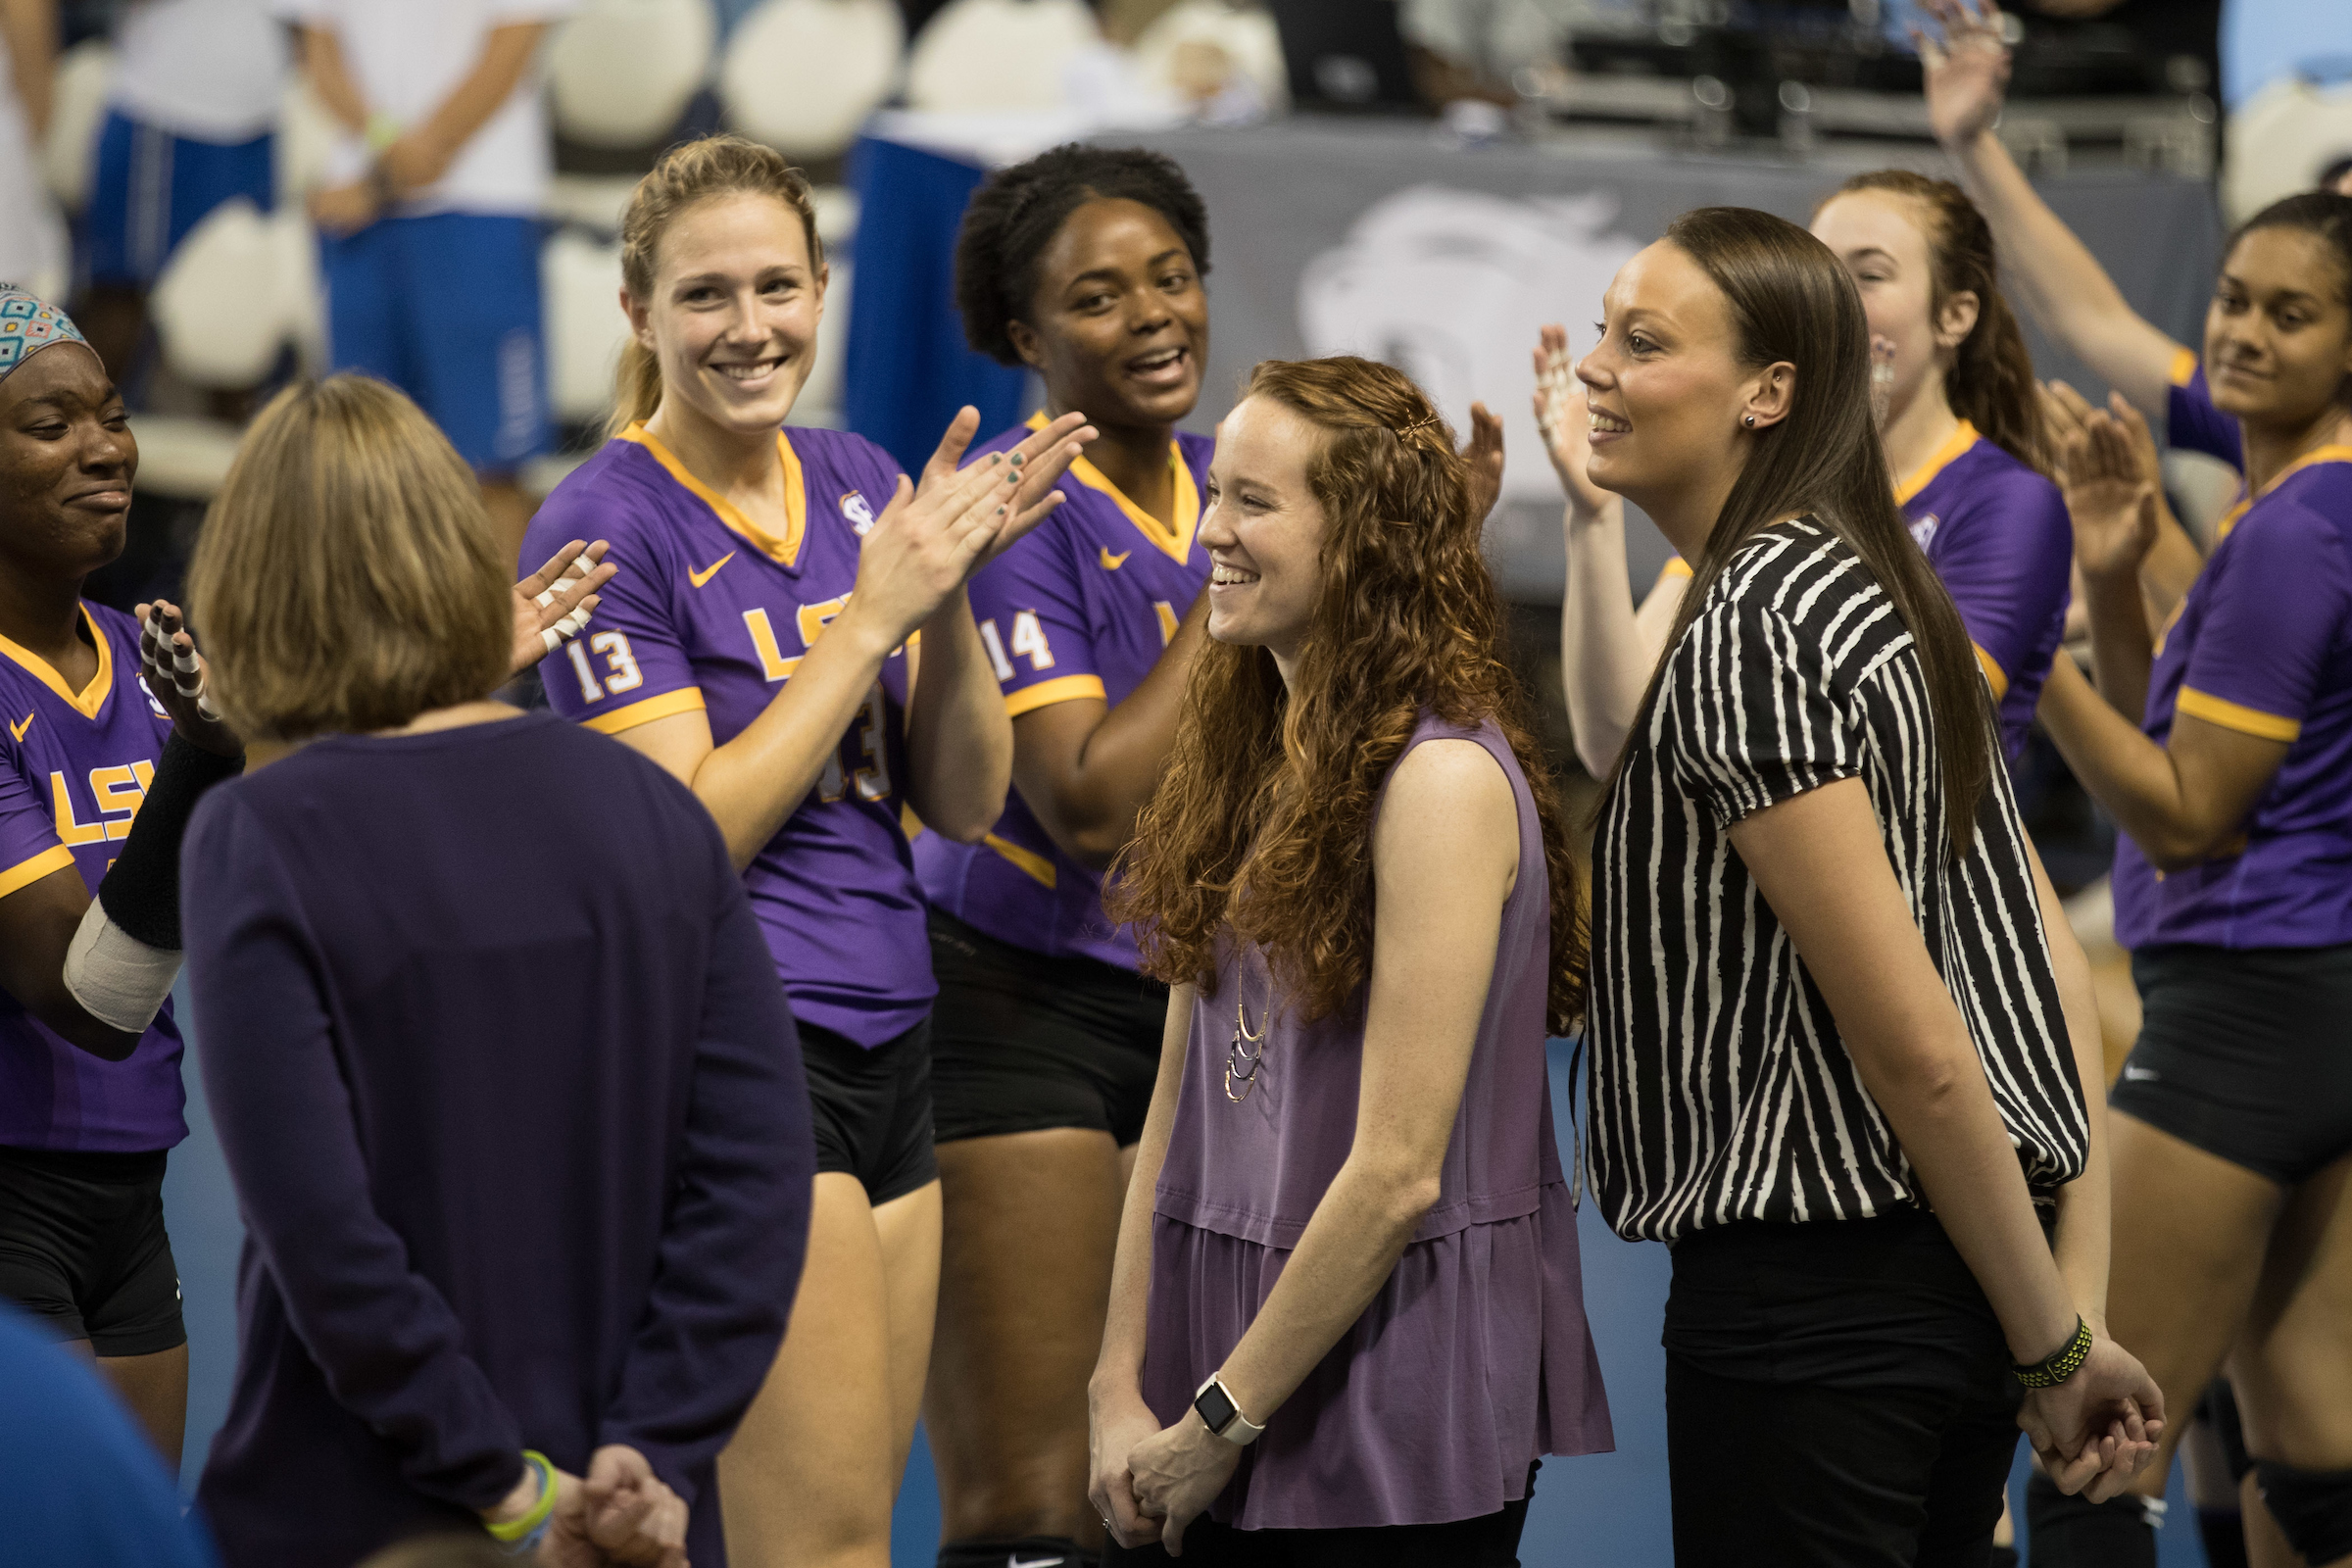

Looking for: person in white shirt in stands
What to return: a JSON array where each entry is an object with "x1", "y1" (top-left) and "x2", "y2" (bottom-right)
[
  {"x1": 291, "y1": 0, "x2": 572, "y2": 562},
  {"x1": 75, "y1": 0, "x2": 289, "y2": 396},
  {"x1": 0, "y1": 0, "x2": 64, "y2": 298}
]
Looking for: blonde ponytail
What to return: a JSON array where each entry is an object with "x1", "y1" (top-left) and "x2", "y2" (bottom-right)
[{"x1": 608, "y1": 134, "x2": 824, "y2": 437}]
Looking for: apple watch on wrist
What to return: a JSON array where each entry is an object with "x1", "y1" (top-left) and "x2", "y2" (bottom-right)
[{"x1": 1192, "y1": 1372, "x2": 1264, "y2": 1446}]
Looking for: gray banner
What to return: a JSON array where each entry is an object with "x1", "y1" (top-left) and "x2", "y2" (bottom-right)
[{"x1": 1119, "y1": 118, "x2": 2224, "y2": 600}]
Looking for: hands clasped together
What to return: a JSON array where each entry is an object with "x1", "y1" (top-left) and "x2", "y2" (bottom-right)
[
  {"x1": 487, "y1": 1445, "x2": 694, "y2": 1568},
  {"x1": 1090, "y1": 1384, "x2": 1240, "y2": 1558}
]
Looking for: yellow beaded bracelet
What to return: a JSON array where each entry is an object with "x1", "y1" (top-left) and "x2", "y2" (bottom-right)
[{"x1": 485, "y1": 1450, "x2": 558, "y2": 1544}]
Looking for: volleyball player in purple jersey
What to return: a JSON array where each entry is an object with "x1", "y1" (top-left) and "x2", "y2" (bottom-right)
[
  {"x1": 913, "y1": 146, "x2": 1215, "y2": 1568},
  {"x1": 523, "y1": 135, "x2": 1089, "y2": 1568},
  {"x1": 0, "y1": 290, "x2": 257, "y2": 1474},
  {"x1": 1928, "y1": 5, "x2": 2352, "y2": 1560},
  {"x1": 1551, "y1": 171, "x2": 2072, "y2": 774}
]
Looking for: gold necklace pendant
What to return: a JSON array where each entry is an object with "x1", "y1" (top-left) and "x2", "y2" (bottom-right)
[{"x1": 1225, "y1": 992, "x2": 1266, "y2": 1102}]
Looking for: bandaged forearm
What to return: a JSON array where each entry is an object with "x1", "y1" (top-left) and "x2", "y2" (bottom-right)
[
  {"x1": 63, "y1": 733, "x2": 241, "y2": 1032},
  {"x1": 63, "y1": 903, "x2": 180, "y2": 1033}
]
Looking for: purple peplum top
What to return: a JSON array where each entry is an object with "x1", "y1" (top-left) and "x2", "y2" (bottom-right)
[{"x1": 1141, "y1": 710, "x2": 1613, "y2": 1531}]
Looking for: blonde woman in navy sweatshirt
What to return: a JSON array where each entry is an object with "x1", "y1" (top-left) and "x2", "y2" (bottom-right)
[{"x1": 175, "y1": 374, "x2": 828, "y2": 1568}]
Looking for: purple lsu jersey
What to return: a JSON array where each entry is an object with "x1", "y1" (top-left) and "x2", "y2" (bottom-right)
[
  {"x1": 526, "y1": 422, "x2": 931, "y2": 1048},
  {"x1": 2168, "y1": 348, "x2": 2245, "y2": 472},
  {"x1": 0, "y1": 604, "x2": 184, "y2": 1152},
  {"x1": 1895, "y1": 421, "x2": 2074, "y2": 761},
  {"x1": 2115, "y1": 447, "x2": 2352, "y2": 951},
  {"x1": 914, "y1": 417, "x2": 1214, "y2": 970}
]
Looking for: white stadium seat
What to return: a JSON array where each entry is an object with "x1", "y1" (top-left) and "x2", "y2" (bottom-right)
[
  {"x1": 543, "y1": 226, "x2": 630, "y2": 428},
  {"x1": 906, "y1": 0, "x2": 1101, "y2": 114},
  {"x1": 721, "y1": 0, "x2": 903, "y2": 162},
  {"x1": 2224, "y1": 77, "x2": 2352, "y2": 225},
  {"x1": 1130, "y1": 0, "x2": 1288, "y2": 117},
  {"x1": 547, "y1": 0, "x2": 716, "y2": 149},
  {"x1": 43, "y1": 39, "x2": 115, "y2": 212},
  {"x1": 151, "y1": 199, "x2": 285, "y2": 387},
  {"x1": 127, "y1": 414, "x2": 245, "y2": 502}
]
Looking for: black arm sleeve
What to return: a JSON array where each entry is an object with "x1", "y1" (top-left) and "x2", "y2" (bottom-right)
[{"x1": 97, "y1": 733, "x2": 243, "y2": 951}]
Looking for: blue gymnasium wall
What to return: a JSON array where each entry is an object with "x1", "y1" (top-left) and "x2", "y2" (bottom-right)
[{"x1": 165, "y1": 1016, "x2": 2206, "y2": 1565}]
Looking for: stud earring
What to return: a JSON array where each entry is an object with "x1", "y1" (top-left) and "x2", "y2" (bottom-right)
[{"x1": 1743, "y1": 415, "x2": 1756, "y2": 427}]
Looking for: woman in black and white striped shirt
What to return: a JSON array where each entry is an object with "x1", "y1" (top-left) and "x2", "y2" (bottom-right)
[{"x1": 1575, "y1": 207, "x2": 2164, "y2": 1566}]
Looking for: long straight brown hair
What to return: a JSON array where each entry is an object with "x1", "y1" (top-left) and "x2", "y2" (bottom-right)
[{"x1": 1634, "y1": 208, "x2": 1995, "y2": 858}]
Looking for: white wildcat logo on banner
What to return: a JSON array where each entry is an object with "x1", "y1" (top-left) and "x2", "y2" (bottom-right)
[{"x1": 1298, "y1": 185, "x2": 1643, "y2": 504}]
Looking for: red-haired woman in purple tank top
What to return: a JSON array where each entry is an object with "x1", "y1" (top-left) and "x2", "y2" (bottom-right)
[{"x1": 1090, "y1": 355, "x2": 1612, "y2": 1565}]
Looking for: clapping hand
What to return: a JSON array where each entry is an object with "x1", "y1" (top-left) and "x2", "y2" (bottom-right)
[
  {"x1": 514, "y1": 539, "x2": 617, "y2": 676},
  {"x1": 847, "y1": 407, "x2": 1093, "y2": 652},
  {"x1": 2019, "y1": 1331, "x2": 2166, "y2": 1501},
  {"x1": 2053, "y1": 393, "x2": 2162, "y2": 582},
  {"x1": 1531, "y1": 325, "x2": 1615, "y2": 520},
  {"x1": 1916, "y1": 0, "x2": 2013, "y2": 150},
  {"x1": 1460, "y1": 402, "x2": 1506, "y2": 523},
  {"x1": 135, "y1": 601, "x2": 241, "y2": 758}
]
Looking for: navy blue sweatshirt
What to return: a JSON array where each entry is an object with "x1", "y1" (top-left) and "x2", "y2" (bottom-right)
[{"x1": 185, "y1": 712, "x2": 812, "y2": 1568}]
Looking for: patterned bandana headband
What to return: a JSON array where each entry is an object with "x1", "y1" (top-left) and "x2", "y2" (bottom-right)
[{"x1": 0, "y1": 288, "x2": 90, "y2": 382}]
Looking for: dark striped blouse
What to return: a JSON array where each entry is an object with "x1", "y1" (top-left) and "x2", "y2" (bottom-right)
[{"x1": 1588, "y1": 517, "x2": 2088, "y2": 1243}]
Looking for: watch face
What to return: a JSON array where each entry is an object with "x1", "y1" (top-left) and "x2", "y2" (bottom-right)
[{"x1": 1194, "y1": 1380, "x2": 1238, "y2": 1435}]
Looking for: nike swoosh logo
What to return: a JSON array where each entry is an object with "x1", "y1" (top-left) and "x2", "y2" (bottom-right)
[
  {"x1": 8, "y1": 712, "x2": 29, "y2": 743},
  {"x1": 689, "y1": 551, "x2": 737, "y2": 588},
  {"x1": 1008, "y1": 1557, "x2": 1067, "y2": 1568},
  {"x1": 1099, "y1": 548, "x2": 1130, "y2": 570}
]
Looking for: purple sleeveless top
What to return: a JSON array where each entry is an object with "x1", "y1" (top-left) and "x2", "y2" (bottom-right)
[{"x1": 1143, "y1": 712, "x2": 1613, "y2": 1530}]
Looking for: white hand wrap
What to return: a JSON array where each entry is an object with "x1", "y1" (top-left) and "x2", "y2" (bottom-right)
[{"x1": 63, "y1": 900, "x2": 182, "y2": 1034}]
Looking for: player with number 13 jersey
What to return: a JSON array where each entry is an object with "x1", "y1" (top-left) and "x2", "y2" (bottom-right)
[
  {"x1": 521, "y1": 137, "x2": 1091, "y2": 1568},
  {"x1": 535, "y1": 418, "x2": 928, "y2": 1042}
]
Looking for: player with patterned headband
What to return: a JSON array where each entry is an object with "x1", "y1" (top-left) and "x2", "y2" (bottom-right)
[
  {"x1": 523, "y1": 135, "x2": 1089, "y2": 1568},
  {"x1": 912, "y1": 144, "x2": 1215, "y2": 1568},
  {"x1": 0, "y1": 288, "x2": 244, "y2": 1471}
]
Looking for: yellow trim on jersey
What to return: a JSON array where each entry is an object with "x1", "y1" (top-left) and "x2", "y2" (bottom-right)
[
  {"x1": 1026, "y1": 411, "x2": 1198, "y2": 564},
  {"x1": 619, "y1": 422, "x2": 807, "y2": 568},
  {"x1": 0, "y1": 605, "x2": 114, "y2": 720},
  {"x1": 0, "y1": 843, "x2": 75, "y2": 899},
  {"x1": 1893, "y1": 419, "x2": 1981, "y2": 507},
  {"x1": 984, "y1": 832, "x2": 1057, "y2": 888},
  {"x1": 1972, "y1": 642, "x2": 2009, "y2": 701},
  {"x1": 2176, "y1": 686, "x2": 2300, "y2": 743},
  {"x1": 584, "y1": 687, "x2": 708, "y2": 736},
  {"x1": 1004, "y1": 673, "x2": 1107, "y2": 718},
  {"x1": 2170, "y1": 346, "x2": 2199, "y2": 387},
  {"x1": 1657, "y1": 556, "x2": 1692, "y2": 582},
  {"x1": 2215, "y1": 445, "x2": 2352, "y2": 540}
]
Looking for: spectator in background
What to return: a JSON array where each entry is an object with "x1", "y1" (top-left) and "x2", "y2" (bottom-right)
[
  {"x1": 292, "y1": 0, "x2": 570, "y2": 564},
  {"x1": 0, "y1": 0, "x2": 64, "y2": 296},
  {"x1": 74, "y1": 0, "x2": 288, "y2": 396},
  {"x1": 0, "y1": 1303, "x2": 220, "y2": 1567}
]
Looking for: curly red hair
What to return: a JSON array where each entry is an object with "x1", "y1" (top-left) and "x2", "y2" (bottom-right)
[{"x1": 1107, "y1": 356, "x2": 1587, "y2": 1033}]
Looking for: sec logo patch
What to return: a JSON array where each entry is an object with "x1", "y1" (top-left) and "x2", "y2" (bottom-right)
[
  {"x1": 1908, "y1": 514, "x2": 1939, "y2": 551},
  {"x1": 841, "y1": 491, "x2": 876, "y2": 535}
]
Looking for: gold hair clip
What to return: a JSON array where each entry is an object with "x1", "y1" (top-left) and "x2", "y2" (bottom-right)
[{"x1": 1395, "y1": 415, "x2": 1439, "y2": 437}]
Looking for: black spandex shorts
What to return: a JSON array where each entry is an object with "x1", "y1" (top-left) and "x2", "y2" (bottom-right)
[
  {"x1": 802, "y1": 1015, "x2": 939, "y2": 1206},
  {"x1": 928, "y1": 909, "x2": 1169, "y2": 1148},
  {"x1": 2110, "y1": 943, "x2": 2352, "y2": 1185},
  {"x1": 0, "y1": 1145, "x2": 185, "y2": 1356}
]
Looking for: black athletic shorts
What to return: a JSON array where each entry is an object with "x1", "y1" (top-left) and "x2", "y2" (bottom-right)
[
  {"x1": 928, "y1": 909, "x2": 1169, "y2": 1148},
  {"x1": 802, "y1": 1014, "x2": 939, "y2": 1206},
  {"x1": 0, "y1": 1144, "x2": 185, "y2": 1356},
  {"x1": 2110, "y1": 943, "x2": 2352, "y2": 1185}
]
